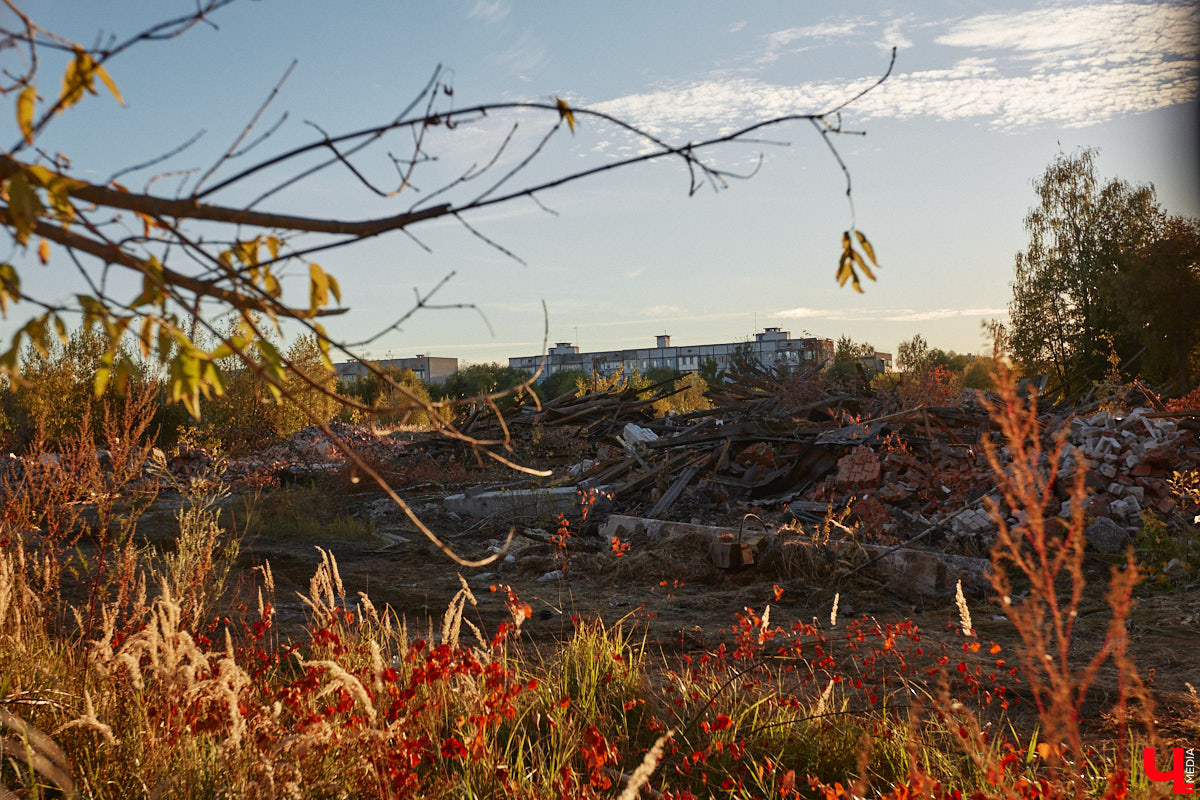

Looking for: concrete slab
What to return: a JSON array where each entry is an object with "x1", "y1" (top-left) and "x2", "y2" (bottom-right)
[
  {"x1": 599, "y1": 514, "x2": 991, "y2": 597},
  {"x1": 444, "y1": 485, "x2": 611, "y2": 522}
]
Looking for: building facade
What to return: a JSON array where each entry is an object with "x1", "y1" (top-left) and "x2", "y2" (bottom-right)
[
  {"x1": 336, "y1": 355, "x2": 458, "y2": 385},
  {"x1": 509, "y1": 328, "x2": 835, "y2": 379}
]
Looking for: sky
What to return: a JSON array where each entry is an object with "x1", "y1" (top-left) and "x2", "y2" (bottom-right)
[{"x1": 4, "y1": 0, "x2": 1199, "y2": 366}]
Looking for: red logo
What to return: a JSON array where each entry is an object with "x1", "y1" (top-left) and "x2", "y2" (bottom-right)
[{"x1": 1144, "y1": 748, "x2": 1196, "y2": 795}]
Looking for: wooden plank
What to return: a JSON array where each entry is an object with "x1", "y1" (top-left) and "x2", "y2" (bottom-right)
[{"x1": 647, "y1": 464, "x2": 701, "y2": 518}]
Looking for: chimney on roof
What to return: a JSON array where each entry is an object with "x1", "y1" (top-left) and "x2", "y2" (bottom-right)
[{"x1": 656, "y1": 334, "x2": 671, "y2": 348}]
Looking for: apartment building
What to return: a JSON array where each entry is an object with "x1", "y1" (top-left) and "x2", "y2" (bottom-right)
[
  {"x1": 335, "y1": 355, "x2": 458, "y2": 385},
  {"x1": 509, "y1": 328, "x2": 836, "y2": 379}
]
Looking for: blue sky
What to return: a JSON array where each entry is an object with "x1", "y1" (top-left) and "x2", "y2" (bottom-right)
[{"x1": 6, "y1": 0, "x2": 1199, "y2": 365}]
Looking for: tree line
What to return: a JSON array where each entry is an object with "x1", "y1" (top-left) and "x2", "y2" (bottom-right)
[{"x1": 1007, "y1": 148, "x2": 1199, "y2": 396}]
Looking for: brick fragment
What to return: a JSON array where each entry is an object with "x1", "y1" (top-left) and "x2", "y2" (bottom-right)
[{"x1": 836, "y1": 446, "x2": 881, "y2": 491}]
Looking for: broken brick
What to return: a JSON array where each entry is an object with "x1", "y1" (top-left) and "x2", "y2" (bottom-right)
[{"x1": 836, "y1": 446, "x2": 881, "y2": 491}]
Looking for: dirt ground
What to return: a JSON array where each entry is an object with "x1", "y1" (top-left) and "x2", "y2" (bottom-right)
[{"x1": 126, "y1": 473, "x2": 1200, "y2": 750}]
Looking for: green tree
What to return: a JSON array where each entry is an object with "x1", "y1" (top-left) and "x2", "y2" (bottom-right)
[
  {"x1": 826, "y1": 335, "x2": 876, "y2": 386},
  {"x1": 728, "y1": 342, "x2": 759, "y2": 377},
  {"x1": 537, "y1": 369, "x2": 586, "y2": 402},
  {"x1": 961, "y1": 356, "x2": 997, "y2": 390},
  {"x1": 926, "y1": 348, "x2": 970, "y2": 373},
  {"x1": 4, "y1": 324, "x2": 145, "y2": 444},
  {"x1": 1118, "y1": 215, "x2": 1200, "y2": 393},
  {"x1": 275, "y1": 335, "x2": 339, "y2": 437},
  {"x1": 440, "y1": 363, "x2": 528, "y2": 408},
  {"x1": 1008, "y1": 149, "x2": 1164, "y2": 391},
  {"x1": 896, "y1": 334, "x2": 929, "y2": 373},
  {"x1": 698, "y1": 357, "x2": 723, "y2": 386}
]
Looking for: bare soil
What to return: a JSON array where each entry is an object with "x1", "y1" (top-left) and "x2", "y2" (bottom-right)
[{"x1": 124, "y1": 470, "x2": 1200, "y2": 750}]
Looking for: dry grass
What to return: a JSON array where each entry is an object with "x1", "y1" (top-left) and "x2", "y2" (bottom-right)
[{"x1": 0, "y1": 371, "x2": 1173, "y2": 798}]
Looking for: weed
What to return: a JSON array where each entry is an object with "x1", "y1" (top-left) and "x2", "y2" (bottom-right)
[{"x1": 237, "y1": 483, "x2": 377, "y2": 542}]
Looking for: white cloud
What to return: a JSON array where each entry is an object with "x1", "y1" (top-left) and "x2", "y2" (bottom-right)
[
  {"x1": 643, "y1": 304, "x2": 682, "y2": 316},
  {"x1": 497, "y1": 31, "x2": 546, "y2": 74},
  {"x1": 881, "y1": 308, "x2": 1007, "y2": 322},
  {"x1": 468, "y1": 0, "x2": 509, "y2": 23},
  {"x1": 935, "y1": 2, "x2": 1195, "y2": 59},
  {"x1": 593, "y1": 2, "x2": 1198, "y2": 136},
  {"x1": 776, "y1": 306, "x2": 1006, "y2": 322},
  {"x1": 729, "y1": 20, "x2": 746, "y2": 34},
  {"x1": 776, "y1": 307, "x2": 826, "y2": 319},
  {"x1": 759, "y1": 21, "x2": 864, "y2": 63},
  {"x1": 879, "y1": 16, "x2": 915, "y2": 51}
]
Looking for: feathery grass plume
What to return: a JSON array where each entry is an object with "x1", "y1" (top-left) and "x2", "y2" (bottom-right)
[
  {"x1": 299, "y1": 547, "x2": 346, "y2": 620},
  {"x1": 954, "y1": 580, "x2": 972, "y2": 636},
  {"x1": 616, "y1": 728, "x2": 674, "y2": 800},
  {"x1": 0, "y1": 543, "x2": 42, "y2": 652},
  {"x1": 830, "y1": 592, "x2": 840, "y2": 628},
  {"x1": 814, "y1": 678, "x2": 836, "y2": 718},
  {"x1": 357, "y1": 591, "x2": 379, "y2": 625},
  {"x1": 256, "y1": 559, "x2": 275, "y2": 595},
  {"x1": 369, "y1": 638, "x2": 385, "y2": 695},
  {"x1": 301, "y1": 658, "x2": 377, "y2": 721},
  {"x1": 53, "y1": 690, "x2": 117, "y2": 746},
  {"x1": 441, "y1": 573, "x2": 477, "y2": 649},
  {"x1": 208, "y1": 655, "x2": 253, "y2": 746}
]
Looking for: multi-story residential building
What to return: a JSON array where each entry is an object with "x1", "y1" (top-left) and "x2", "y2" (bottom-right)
[
  {"x1": 335, "y1": 355, "x2": 458, "y2": 385},
  {"x1": 508, "y1": 328, "x2": 836, "y2": 379},
  {"x1": 863, "y1": 352, "x2": 893, "y2": 373}
]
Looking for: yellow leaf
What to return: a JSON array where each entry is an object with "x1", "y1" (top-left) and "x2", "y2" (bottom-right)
[
  {"x1": 138, "y1": 316, "x2": 154, "y2": 359},
  {"x1": 850, "y1": 248, "x2": 875, "y2": 282},
  {"x1": 836, "y1": 252, "x2": 852, "y2": 287},
  {"x1": 234, "y1": 238, "x2": 259, "y2": 266},
  {"x1": 113, "y1": 357, "x2": 135, "y2": 394},
  {"x1": 5, "y1": 172, "x2": 43, "y2": 244},
  {"x1": 60, "y1": 50, "x2": 88, "y2": 110},
  {"x1": 52, "y1": 314, "x2": 67, "y2": 345},
  {"x1": 855, "y1": 230, "x2": 878, "y2": 267},
  {"x1": 555, "y1": 97, "x2": 576, "y2": 134},
  {"x1": 201, "y1": 361, "x2": 225, "y2": 398},
  {"x1": 16, "y1": 85, "x2": 36, "y2": 144},
  {"x1": 157, "y1": 323, "x2": 174, "y2": 362},
  {"x1": 37, "y1": 238, "x2": 49, "y2": 265},
  {"x1": 93, "y1": 366, "x2": 111, "y2": 398},
  {"x1": 326, "y1": 272, "x2": 341, "y2": 304},
  {"x1": 95, "y1": 63, "x2": 123, "y2": 105},
  {"x1": 26, "y1": 315, "x2": 49, "y2": 358},
  {"x1": 0, "y1": 263, "x2": 21, "y2": 316},
  {"x1": 309, "y1": 262, "x2": 329, "y2": 311}
]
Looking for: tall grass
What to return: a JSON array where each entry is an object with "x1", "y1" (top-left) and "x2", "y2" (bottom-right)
[{"x1": 0, "y1": 368, "x2": 1168, "y2": 798}]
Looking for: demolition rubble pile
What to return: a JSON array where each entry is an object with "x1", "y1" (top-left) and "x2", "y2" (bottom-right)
[
  {"x1": 132, "y1": 422, "x2": 413, "y2": 485},
  {"x1": 4, "y1": 367, "x2": 1197, "y2": 595},
  {"x1": 449, "y1": 367, "x2": 1200, "y2": 559}
]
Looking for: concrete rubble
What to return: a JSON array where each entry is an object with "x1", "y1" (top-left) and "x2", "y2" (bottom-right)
[
  {"x1": 444, "y1": 485, "x2": 613, "y2": 522},
  {"x1": 5, "y1": 363, "x2": 1197, "y2": 595}
]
